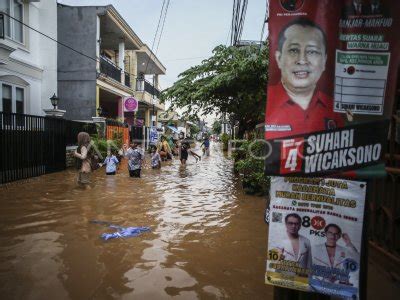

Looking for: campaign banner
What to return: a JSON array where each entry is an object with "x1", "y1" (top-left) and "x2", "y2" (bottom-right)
[
  {"x1": 149, "y1": 127, "x2": 158, "y2": 145},
  {"x1": 265, "y1": 120, "x2": 389, "y2": 176},
  {"x1": 266, "y1": 176, "x2": 366, "y2": 299},
  {"x1": 264, "y1": 0, "x2": 400, "y2": 177}
]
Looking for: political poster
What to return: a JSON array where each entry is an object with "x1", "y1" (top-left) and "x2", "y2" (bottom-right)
[
  {"x1": 264, "y1": 120, "x2": 389, "y2": 176},
  {"x1": 264, "y1": 0, "x2": 400, "y2": 178},
  {"x1": 149, "y1": 127, "x2": 158, "y2": 145},
  {"x1": 265, "y1": 176, "x2": 366, "y2": 299}
]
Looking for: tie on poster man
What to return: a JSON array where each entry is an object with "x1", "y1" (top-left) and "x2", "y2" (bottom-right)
[{"x1": 264, "y1": 0, "x2": 400, "y2": 298}]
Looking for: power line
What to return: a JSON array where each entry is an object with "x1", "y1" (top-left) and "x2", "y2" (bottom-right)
[
  {"x1": 237, "y1": 0, "x2": 248, "y2": 44},
  {"x1": 155, "y1": 0, "x2": 171, "y2": 55},
  {"x1": 139, "y1": 0, "x2": 171, "y2": 108},
  {"x1": 259, "y1": 0, "x2": 269, "y2": 46},
  {"x1": 164, "y1": 56, "x2": 207, "y2": 62},
  {"x1": 230, "y1": 0, "x2": 249, "y2": 46}
]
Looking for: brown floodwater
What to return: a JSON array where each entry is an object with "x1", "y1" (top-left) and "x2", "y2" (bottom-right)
[
  {"x1": 0, "y1": 142, "x2": 272, "y2": 299},
  {"x1": 0, "y1": 142, "x2": 398, "y2": 299}
]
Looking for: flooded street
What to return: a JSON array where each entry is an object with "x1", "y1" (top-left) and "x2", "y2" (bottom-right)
[{"x1": 0, "y1": 142, "x2": 272, "y2": 299}]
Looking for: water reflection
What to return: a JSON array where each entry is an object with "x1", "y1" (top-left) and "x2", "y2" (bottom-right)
[{"x1": 0, "y1": 142, "x2": 271, "y2": 299}]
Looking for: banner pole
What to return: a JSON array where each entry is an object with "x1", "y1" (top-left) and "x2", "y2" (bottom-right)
[
  {"x1": 359, "y1": 180, "x2": 371, "y2": 300},
  {"x1": 273, "y1": 286, "x2": 331, "y2": 300}
]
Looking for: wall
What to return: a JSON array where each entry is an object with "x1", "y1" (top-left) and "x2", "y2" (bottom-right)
[
  {"x1": 57, "y1": 5, "x2": 105, "y2": 120},
  {"x1": 38, "y1": 0, "x2": 58, "y2": 112},
  {"x1": 0, "y1": 0, "x2": 57, "y2": 116}
]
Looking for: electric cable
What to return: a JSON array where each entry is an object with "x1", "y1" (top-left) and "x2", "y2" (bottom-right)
[
  {"x1": 259, "y1": 0, "x2": 269, "y2": 46},
  {"x1": 155, "y1": 0, "x2": 171, "y2": 55}
]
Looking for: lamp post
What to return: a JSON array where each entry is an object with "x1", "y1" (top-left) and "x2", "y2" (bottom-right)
[
  {"x1": 50, "y1": 93, "x2": 59, "y2": 110},
  {"x1": 43, "y1": 93, "x2": 65, "y2": 118}
]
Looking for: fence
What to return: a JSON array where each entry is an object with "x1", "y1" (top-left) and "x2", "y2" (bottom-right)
[
  {"x1": 0, "y1": 113, "x2": 99, "y2": 184},
  {"x1": 105, "y1": 119, "x2": 129, "y2": 146},
  {"x1": 130, "y1": 126, "x2": 144, "y2": 142},
  {"x1": 369, "y1": 113, "x2": 400, "y2": 260},
  {"x1": 368, "y1": 74, "x2": 400, "y2": 272},
  {"x1": 0, "y1": 113, "x2": 66, "y2": 184}
]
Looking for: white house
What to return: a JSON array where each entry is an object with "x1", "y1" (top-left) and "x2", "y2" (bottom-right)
[{"x1": 0, "y1": 0, "x2": 57, "y2": 116}]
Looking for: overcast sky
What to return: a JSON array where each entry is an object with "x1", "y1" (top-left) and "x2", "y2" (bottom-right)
[
  {"x1": 58, "y1": 0, "x2": 267, "y2": 87},
  {"x1": 58, "y1": 0, "x2": 267, "y2": 122}
]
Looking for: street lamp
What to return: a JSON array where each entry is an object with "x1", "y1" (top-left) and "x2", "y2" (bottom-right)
[
  {"x1": 50, "y1": 93, "x2": 59, "y2": 109},
  {"x1": 97, "y1": 106, "x2": 103, "y2": 117}
]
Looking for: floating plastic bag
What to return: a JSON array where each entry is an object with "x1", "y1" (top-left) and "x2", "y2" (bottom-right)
[{"x1": 101, "y1": 226, "x2": 150, "y2": 241}]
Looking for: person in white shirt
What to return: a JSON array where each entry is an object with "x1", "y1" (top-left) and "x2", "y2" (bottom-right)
[
  {"x1": 273, "y1": 213, "x2": 312, "y2": 270},
  {"x1": 312, "y1": 223, "x2": 359, "y2": 284},
  {"x1": 151, "y1": 146, "x2": 162, "y2": 169},
  {"x1": 100, "y1": 150, "x2": 119, "y2": 175}
]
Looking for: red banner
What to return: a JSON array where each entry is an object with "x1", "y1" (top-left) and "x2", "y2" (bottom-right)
[{"x1": 264, "y1": 0, "x2": 400, "y2": 177}]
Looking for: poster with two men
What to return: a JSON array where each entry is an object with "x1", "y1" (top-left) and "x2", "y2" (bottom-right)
[
  {"x1": 266, "y1": 177, "x2": 365, "y2": 298},
  {"x1": 264, "y1": 0, "x2": 400, "y2": 298}
]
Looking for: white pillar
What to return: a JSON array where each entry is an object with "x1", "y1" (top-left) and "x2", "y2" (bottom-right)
[
  {"x1": 96, "y1": 16, "x2": 101, "y2": 71},
  {"x1": 119, "y1": 41, "x2": 125, "y2": 85}
]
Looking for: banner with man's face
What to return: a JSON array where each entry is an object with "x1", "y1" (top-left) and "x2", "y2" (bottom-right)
[{"x1": 264, "y1": 0, "x2": 399, "y2": 177}]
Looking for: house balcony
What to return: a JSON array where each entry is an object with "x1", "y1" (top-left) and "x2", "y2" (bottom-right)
[
  {"x1": 99, "y1": 56, "x2": 133, "y2": 89},
  {"x1": 96, "y1": 6, "x2": 142, "y2": 93},
  {"x1": 100, "y1": 56, "x2": 121, "y2": 82},
  {"x1": 134, "y1": 79, "x2": 164, "y2": 110},
  {"x1": 136, "y1": 79, "x2": 160, "y2": 98}
]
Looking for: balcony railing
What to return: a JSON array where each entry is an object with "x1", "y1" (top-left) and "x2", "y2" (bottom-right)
[
  {"x1": 100, "y1": 56, "x2": 121, "y2": 82},
  {"x1": 99, "y1": 56, "x2": 132, "y2": 89},
  {"x1": 136, "y1": 79, "x2": 160, "y2": 98},
  {"x1": 125, "y1": 72, "x2": 131, "y2": 88}
]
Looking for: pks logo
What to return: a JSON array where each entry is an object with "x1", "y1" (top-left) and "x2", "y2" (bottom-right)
[{"x1": 311, "y1": 216, "x2": 326, "y2": 230}]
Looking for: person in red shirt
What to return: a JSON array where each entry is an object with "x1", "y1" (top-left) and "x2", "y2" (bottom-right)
[{"x1": 265, "y1": 18, "x2": 344, "y2": 140}]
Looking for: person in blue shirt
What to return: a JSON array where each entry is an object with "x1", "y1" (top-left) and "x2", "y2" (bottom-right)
[
  {"x1": 200, "y1": 135, "x2": 210, "y2": 156},
  {"x1": 100, "y1": 150, "x2": 119, "y2": 175}
]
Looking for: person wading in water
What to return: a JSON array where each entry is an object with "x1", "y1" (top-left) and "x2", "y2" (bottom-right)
[{"x1": 74, "y1": 132, "x2": 93, "y2": 186}]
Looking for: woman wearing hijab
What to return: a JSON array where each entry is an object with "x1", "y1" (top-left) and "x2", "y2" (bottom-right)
[{"x1": 74, "y1": 132, "x2": 92, "y2": 185}]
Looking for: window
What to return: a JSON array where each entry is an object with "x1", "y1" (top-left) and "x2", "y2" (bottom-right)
[
  {"x1": 2, "y1": 84, "x2": 12, "y2": 113},
  {"x1": 16, "y1": 87, "x2": 23, "y2": 114},
  {"x1": 0, "y1": 82, "x2": 25, "y2": 114},
  {"x1": 13, "y1": 0, "x2": 22, "y2": 42},
  {"x1": 0, "y1": 0, "x2": 23, "y2": 43},
  {"x1": 0, "y1": 0, "x2": 10, "y2": 37}
]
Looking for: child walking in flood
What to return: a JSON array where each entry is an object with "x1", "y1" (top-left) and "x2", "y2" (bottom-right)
[
  {"x1": 178, "y1": 132, "x2": 201, "y2": 165},
  {"x1": 100, "y1": 150, "x2": 119, "y2": 175},
  {"x1": 200, "y1": 134, "x2": 210, "y2": 157},
  {"x1": 151, "y1": 146, "x2": 162, "y2": 169}
]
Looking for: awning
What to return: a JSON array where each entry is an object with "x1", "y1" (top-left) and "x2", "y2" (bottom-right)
[{"x1": 167, "y1": 125, "x2": 179, "y2": 133}]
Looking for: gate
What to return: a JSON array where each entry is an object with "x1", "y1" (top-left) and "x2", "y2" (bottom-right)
[
  {"x1": 130, "y1": 126, "x2": 144, "y2": 142},
  {"x1": 1, "y1": 113, "x2": 66, "y2": 184}
]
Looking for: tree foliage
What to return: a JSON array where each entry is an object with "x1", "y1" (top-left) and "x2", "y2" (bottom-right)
[
  {"x1": 212, "y1": 120, "x2": 222, "y2": 134},
  {"x1": 160, "y1": 44, "x2": 269, "y2": 137}
]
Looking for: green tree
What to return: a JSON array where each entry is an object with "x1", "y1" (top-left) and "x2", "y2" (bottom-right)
[
  {"x1": 160, "y1": 44, "x2": 269, "y2": 138},
  {"x1": 212, "y1": 120, "x2": 222, "y2": 134}
]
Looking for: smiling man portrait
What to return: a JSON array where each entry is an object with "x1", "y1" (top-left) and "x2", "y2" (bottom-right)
[{"x1": 265, "y1": 18, "x2": 344, "y2": 140}]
